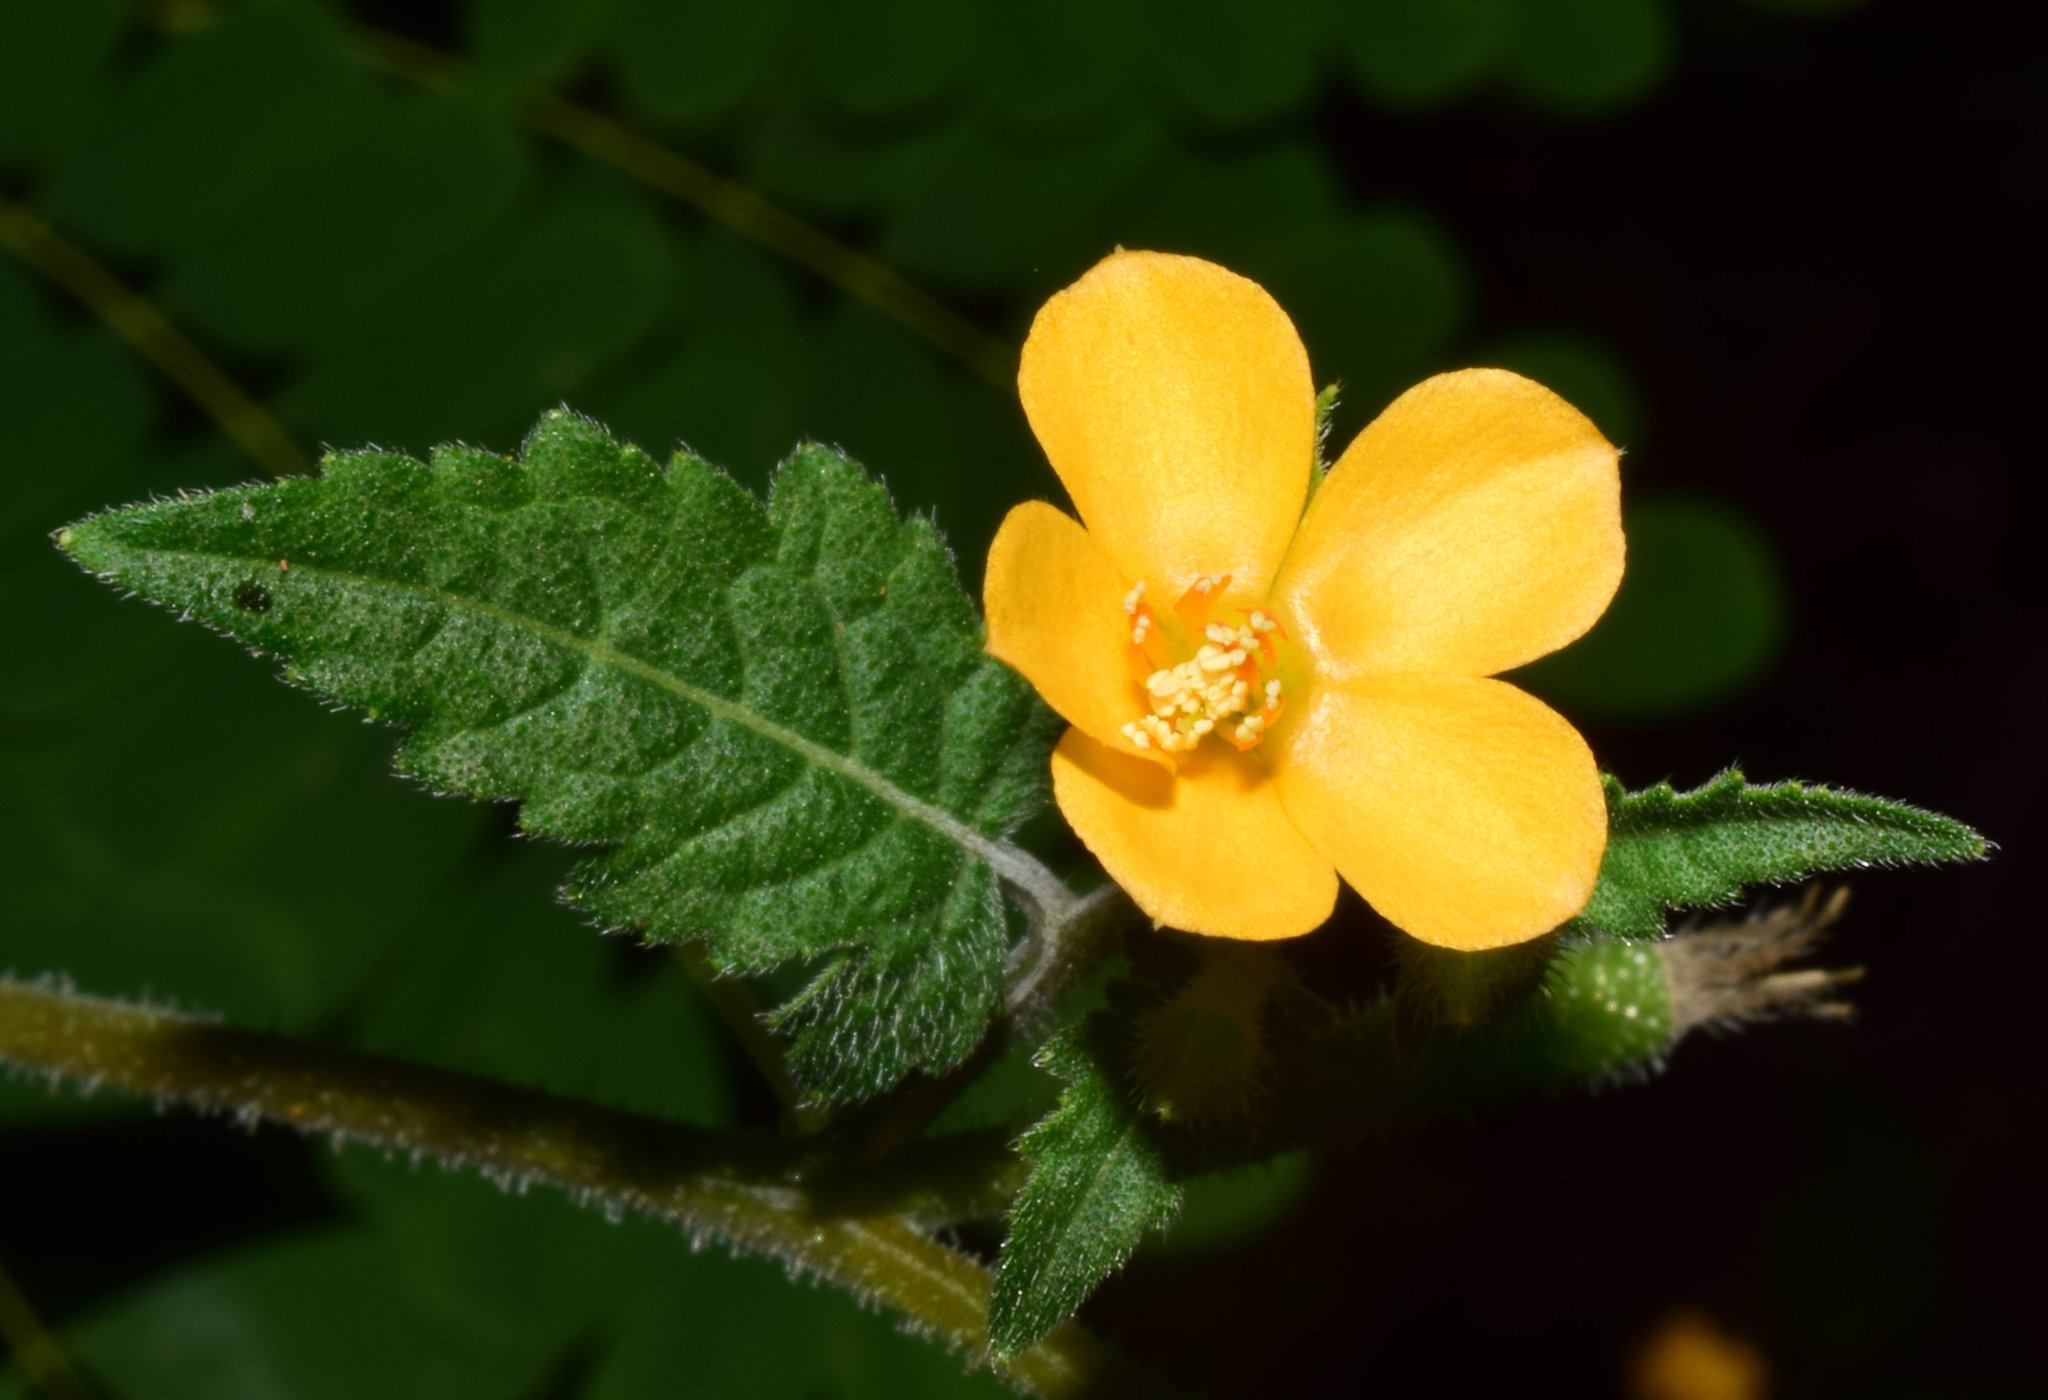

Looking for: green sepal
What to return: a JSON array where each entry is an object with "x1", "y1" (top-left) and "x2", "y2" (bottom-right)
[
  {"x1": 1569, "y1": 769, "x2": 1986, "y2": 940},
  {"x1": 1311, "y1": 379, "x2": 1342, "y2": 478},
  {"x1": 1394, "y1": 936, "x2": 1557, "y2": 1038},
  {"x1": 989, "y1": 1026, "x2": 1182, "y2": 1358},
  {"x1": 56, "y1": 410, "x2": 1058, "y2": 1103},
  {"x1": 1194, "y1": 938, "x2": 1681, "y2": 1168}
]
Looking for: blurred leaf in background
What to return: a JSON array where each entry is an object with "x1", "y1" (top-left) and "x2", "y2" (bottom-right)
[{"x1": 1522, "y1": 492, "x2": 1789, "y2": 722}]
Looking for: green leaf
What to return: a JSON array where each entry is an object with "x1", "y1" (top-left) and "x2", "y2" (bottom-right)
[
  {"x1": 48, "y1": 3, "x2": 367, "y2": 257},
  {"x1": 0, "y1": 0, "x2": 126, "y2": 163},
  {"x1": 280, "y1": 192, "x2": 676, "y2": 450},
  {"x1": 465, "y1": 0, "x2": 613, "y2": 87},
  {"x1": 1570, "y1": 770, "x2": 1987, "y2": 940},
  {"x1": 1147, "y1": 0, "x2": 1326, "y2": 128},
  {"x1": 57, "y1": 410, "x2": 1057, "y2": 1102},
  {"x1": 1506, "y1": 0, "x2": 1675, "y2": 116},
  {"x1": 609, "y1": 0, "x2": 784, "y2": 128},
  {"x1": 796, "y1": 0, "x2": 974, "y2": 119},
  {"x1": 1336, "y1": 0, "x2": 1510, "y2": 111},
  {"x1": 990, "y1": 1029, "x2": 1182, "y2": 1357}
]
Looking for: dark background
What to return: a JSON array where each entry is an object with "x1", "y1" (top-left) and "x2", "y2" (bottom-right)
[{"x1": 1, "y1": 0, "x2": 2038, "y2": 1395}]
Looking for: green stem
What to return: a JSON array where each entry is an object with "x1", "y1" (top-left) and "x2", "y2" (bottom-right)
[
  {"x1": 0, "y1": 196, "x2": 309, "y2": 480},
  {"x1": 1005, "y1": 884, "x2": 1133, "y2": 1025},
  {"x1": 355, "y1": 30, "x2": 1014, "y2": 390},
  {"x1": 0, "y1": 977, "x2": 1170, "y2": 1400},
  {"x1": 841, "y1": 885, "x2": 1133, "y2": 1165},
  {"x1": 671, "y1": 944, "x2": 834, "y2": 1134}
]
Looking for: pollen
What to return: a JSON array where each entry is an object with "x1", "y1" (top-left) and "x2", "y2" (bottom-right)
[
  {"x1": 1118, "y1": 582, "x2": 1286, "y2": 754},
  {"x1": 1123, "y1": 579, "x2": 1156, "y2": 647}
]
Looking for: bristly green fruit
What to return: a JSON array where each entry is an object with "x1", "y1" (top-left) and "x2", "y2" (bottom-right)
[
  {"x1": 1568, "y1": 770, "x2": 1986, "y2": 941},
  {"x1": 990, "y1": 1029, "x2": 1181, "y2": 1358},
  {"x1": 1507, "y1": 939, "x2": 1672, "y2": 1083},
  {"x1": 56, "y1": 410, "x2": 1059, "y2": 1103}
]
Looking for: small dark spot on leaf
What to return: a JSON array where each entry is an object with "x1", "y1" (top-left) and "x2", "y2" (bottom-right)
[{"x1": 233, "y1": 581, "x2": 272, "y2": 613}]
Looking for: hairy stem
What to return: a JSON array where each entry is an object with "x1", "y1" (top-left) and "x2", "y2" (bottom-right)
[
  {"x1": 844, "y1": 884, "x2": 1135, "y2": 1164},
  {"x1": 0, "y1": 977, "x2": 1170, "y2": 1400},
  {"x1": 1005, "y1": 884, "x2": 1134, "y2": 1025}
]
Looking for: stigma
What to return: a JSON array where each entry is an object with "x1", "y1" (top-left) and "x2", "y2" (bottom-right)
[{"x1": 1119, "y1": 579, "x2": 1285, "y2": 754}]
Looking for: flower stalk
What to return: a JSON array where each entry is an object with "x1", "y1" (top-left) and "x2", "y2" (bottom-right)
[{"x1": 1004, "y1": 881, "x2": 1136, "y2": 1025}]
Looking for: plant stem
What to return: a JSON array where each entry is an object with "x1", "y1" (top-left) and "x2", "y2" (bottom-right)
[
  {"x1": 354, "y1": 30, "x2": 1014, "y2": 390},
  {"x1": 0, "y1": 196, "x2": 309, "y2": 479},
  {"x1": 670, "y1": 944, "x2": 834, "y2": 1134},
  {"x1": 1004, "y1": 884, "x2": 1133, "y2": 1025},
  {"x1": 0, "y1": 977, "x2": 1172, "y2": 1400}
]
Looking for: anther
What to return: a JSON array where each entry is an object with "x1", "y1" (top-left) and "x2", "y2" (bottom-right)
[{"x1": 1123, "y1": 576, "x2": 1287, "y2": 754}]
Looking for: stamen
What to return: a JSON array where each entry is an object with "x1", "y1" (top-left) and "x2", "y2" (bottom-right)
[
  {"x1": 1123, "y1": 581, "x2": 1159, "y2": 654},
  {"x1": 1119, "y1": 575, "x2": 1287, "y2": 756},
  {"x1": 1174, "y1": 573, "x2": 1234, "y2": 628}
]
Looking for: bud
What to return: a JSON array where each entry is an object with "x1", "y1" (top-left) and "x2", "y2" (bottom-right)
[{"x1": 1396, "y1": 936, "x2": 1557, "y2": 1035}]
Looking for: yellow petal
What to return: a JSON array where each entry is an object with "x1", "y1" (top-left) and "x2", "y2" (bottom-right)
[
  {"x1": 1274, "y1": 368, "x2": 1623, "y2": 681},
  {"x1": 1051, "y1": 730, "x2": 1337, "y2": 940},
  {"x1": 985, "y1": 500, "x2": 1162, "y2": 763},
  {"x1": 1271, "y1": 673, "x2": 1606, "y2": 950},
  {"x1": 1019, "y1": 250, "x2": 1315, "y2": 599}
]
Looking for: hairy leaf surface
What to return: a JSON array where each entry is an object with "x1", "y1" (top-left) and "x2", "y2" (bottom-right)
[
  {"x1": 990, "y1": 1030, "x2": 1181, "y2": 1357},
  {"x1": 58, "y1": 410, "x2": 1058, "y2": 1101},
  {"x1": 1570, "y1": 770, "x2": 1985, "y2": 940}
]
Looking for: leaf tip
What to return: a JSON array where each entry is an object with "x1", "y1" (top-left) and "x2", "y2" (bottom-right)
[{"x1": 52, "y1": 516, "x2": 111, "y2": 574}]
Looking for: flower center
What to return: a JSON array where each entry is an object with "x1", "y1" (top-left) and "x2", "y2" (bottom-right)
[{"x1": 1118, "y1": 575, "x2": 1286, "y2": 754}]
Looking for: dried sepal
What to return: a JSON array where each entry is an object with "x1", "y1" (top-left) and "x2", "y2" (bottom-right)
[{"x1": 1664, "y1": 885, "x2": 1862, "y2": 1038}]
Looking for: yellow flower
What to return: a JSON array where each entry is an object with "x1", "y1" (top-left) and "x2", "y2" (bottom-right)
[{"x1": 984, "y1": 250, "x2": 1623, "y2": 950}]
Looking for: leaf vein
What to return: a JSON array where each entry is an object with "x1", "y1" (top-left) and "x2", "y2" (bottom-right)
[{"x1": 151, "y1": 545, "x2": 1041, "y2": 889}]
